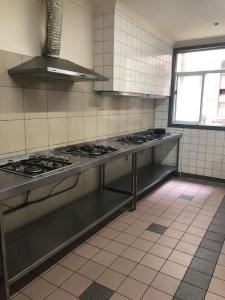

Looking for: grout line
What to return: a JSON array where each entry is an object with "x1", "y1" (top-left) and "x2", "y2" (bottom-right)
[
  {"x1": 173, "y1": 195, "x2": 225, "y2": 300},
  {"x1": 15, "y1": 178, "x2": 224, "y2": 300}
]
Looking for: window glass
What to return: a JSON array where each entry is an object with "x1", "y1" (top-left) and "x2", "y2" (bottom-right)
[
  {"x1": 201, "y1": 73, "x2": 221, "y2": 125},
  {"x1": 171, "y1": 46, "x2": 225, "y2": 128},
  {"x1": 177, "y1": 49, "x2": 225, "y2": 72},
  {"x1": 175, "y1": 75, "x2": 202, "y2": 123}
]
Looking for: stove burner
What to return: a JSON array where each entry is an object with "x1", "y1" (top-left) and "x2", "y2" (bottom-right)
[
  {"x1": 0, "y1": 156, "x2": 72, "y2": 178},
  {"x1": 118, "y1": 134, "x2": 158, "y2": 144},
  {"x1": 63, "y1": 144, "x2": 118, "y2": 157},
  {"x1": 118, "y1": 129, "x2": 167, "y2": 144},
  {"x1": 24, "y1": 165, "x2": 44, "y2": 175}
]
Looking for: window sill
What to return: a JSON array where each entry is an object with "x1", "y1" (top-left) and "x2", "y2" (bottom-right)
[{"x1": 168, "y1": 122, "x2": 225, "y2": 131}]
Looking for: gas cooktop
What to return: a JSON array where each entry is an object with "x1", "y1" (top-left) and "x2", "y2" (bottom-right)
[
  {"x1": 62, "y1": 143, "x2": 118, "y2": 157},
  {"x1": 118, "y1": 128, "x2": 167, "y2": 144},
  {"x1": 0, "y1": 155, "x2": 72, "y2": 178}
]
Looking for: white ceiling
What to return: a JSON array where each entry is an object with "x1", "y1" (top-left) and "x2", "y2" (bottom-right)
[
  {"x1": 92, "y1": 0, "x2": 225, "y2": 42},
  {"x1": 122, "y1": 0, "x2": 225, "y2": 42}
]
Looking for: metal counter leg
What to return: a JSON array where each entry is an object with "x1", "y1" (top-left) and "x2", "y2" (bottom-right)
[
  {"x1": 99, "y1": 164, "x2": 105, "y2": 191},
  {"x1": 0, "y1": 207, "x2": 10, "y2": 300},
  {"x1": 176, "y1": 138, "x2": 180, "y2": 175},
  {"x1": 131, "y1": 153, "x2": 137, "y2": 211}
]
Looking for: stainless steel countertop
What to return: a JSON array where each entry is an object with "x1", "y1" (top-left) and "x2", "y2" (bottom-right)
[{"x1": 0, "y1": 133, "x2": 182, "y2": 201}]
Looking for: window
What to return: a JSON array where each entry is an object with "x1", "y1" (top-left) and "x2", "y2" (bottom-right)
[{"x1": 170, "y1": 45, "x2": 225, "y2": 129}]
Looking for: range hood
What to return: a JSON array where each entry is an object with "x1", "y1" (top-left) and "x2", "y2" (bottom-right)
[
  {"x1": 96, "y1": 91, "x2": 169, "y2": 100},
  {"x1": 8, "y1": 0, "x2": 107, "y2": 82}
]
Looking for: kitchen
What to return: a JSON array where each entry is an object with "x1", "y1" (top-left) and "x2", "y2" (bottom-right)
[{"x1": 0, "y1": 0, "x2": 225, "y2": 299}]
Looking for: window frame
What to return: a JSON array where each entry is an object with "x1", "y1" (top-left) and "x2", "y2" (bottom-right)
[{"x1": 168, "y1": 43, "x2": 225, "y2": 131}]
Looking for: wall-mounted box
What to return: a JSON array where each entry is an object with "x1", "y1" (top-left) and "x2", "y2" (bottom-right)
[{"x1": 94, "y1": 6, "x2": 173, "y2": 98}]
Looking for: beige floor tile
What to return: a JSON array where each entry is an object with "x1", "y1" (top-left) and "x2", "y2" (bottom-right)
[
  {"x1": 132, "y1": 219, "x2": 150, "y2": 229},
  {"x1": 167, "y1": 208, "x2": 182, "y2": 216},
  {"x1": 121, "y1": 247, "x2": 146, "y2": 262},
  {"x1": 75, "y1": 243, "x2": 100, "y2": 259},
  {"x1": 45, "y1": 288, "x2": 76, "y2": 300},
  {"x1": 185, "y1": 206, "x2": 200, "y2": 214},
  {"x1": 157, "y1": 236, "x2": 178, "y2": 249},
  {"x1": 87, "y1": 235, "x2": 111, "y2": 248},
  {"x1": 164, "y1": 228, "x2": 184, "y2": 240},
  {"x1": 169, "y1": 250, "x2": 193, "y2": 267},
  {"x1": 99, "y1": 228, "x2": 121, "y2": 239},
  {"x1": 108, "y1": 221, "x2": 129, "y2": 231},
  {"x1": 60, "y1": 253, "x2": 87, "y2": 271},
  {"x1": 11, "y1": 294, "x2": 30, "y2": 300},
  {"x1": 109, "y1": 257, "x2": 136, "y2": 275},
  {"x1": 148, "y1": 208, "x2": 164, "y2": 217},
  {"x1": 139, "y1": 213, "x2": 157, "y2": 223},
  {"x1": 175, "y1": 216, "x2": 192, "y2": 225},
  {"x1": 104, "y1": 240, "x2": 128, "y2": 255},
  {"x1": 61, "y1": 273, "x2": 92, "y2": 297},
  {"x1": 77, "y1": 260, "x2": 105, "y2": 280},
  {"x1": 114, "y1": 232, "x2": 137, "y2": 245},
  {"x1": 92, "y1": 249, "x2": 117, "y2": 267},
  {"x1": 214, "y1": 264, "x2": 225, "y2": 280},
  {"x1": 155, "y1": 218, "x2": 172, "y2": 227},
  {"x1": 170, "y1": 221, "x2": 189, "y2": 231},
  {"x1": 131, "y1": 238, "x2": 153, "y2": 252},
  {"x1": 191, "y1": 220, "x2": 210, "y2": 229},
  {"x1": 205, "y1": 291, "x2": 225, "y2": 300},
  {"x1": 180, "y1": 211, "x2": 196, "y2": 220},
  {"x1": 124, "y1": 225, "x2": 145, "y2": 237},
  {"x1": 22, "y1": 278, "x2": 56, "y2": 300},
  {"x1": 218, "y1": 254, "x2": 225, "y2": 266},
  {"x1": 142, "y1": 287, "x2": 172, "y2": 300},
  {"x1": 186, "y1": 225, "x2": 206, "y2": 237},
  {"x1": 161, "y1": 212, "x2": 177, "y2": 221},
  {"x1": 125, "y1": 210, "x2": 143, "y2": 219},
  {"x1": 96, "y1": 268, "x2": 126, "y2": 290},
  {"x1": 117, "y1": 277, "x2": 148, "y2": 300},
  {"x1": 130, "y1": 264, "x2": 157, "y2": 284},
  {"x1": 118, "y1": 215, "x2": 136, "y2": 225},
  {"x1": 196, "y1": 214, "x2": 213, "y2": 223},
  {"x1": 175, "y1": 240, "x2": 198, "y2": 255},
  {"x1": 42, "y1": 264, "x2": 73, "y2": 286},
  {"x1": 149, "y1": 244, "x2": 173, "y2": 259},
  {"x1": 181, "y1": 233, "x2": 202, "y2": 246},
  {"x1": 151, "y1": 272, "x2": 180, "y2": 296},
  {"x1": 141, "y1": 231, "x2": 161, "y2": 242},
  {"x1": 140, "y1": 253, "x2": 165, "y2": 271},
  {"x1": 110, "y1": 292, "x2": 129, "y2": 299},
  {"x1": 209, "y1": 277, "x2": 225, "y2": 297},
  {"x1": 161, "y1": 261, "x2": 187, "y2": 280}
]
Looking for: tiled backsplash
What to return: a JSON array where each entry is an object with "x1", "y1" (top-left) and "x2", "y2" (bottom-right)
[
  {"x1": 0, "y1": 49, "x2": 156, "y2": 232},
  {"x1": 0, "y1": 50, "x2": 155, "y2": 158},
  {"x1": 94, "y1": 7, "x2": 172, "y2": 96},
  {"x1": 155, "y1": 99, "x2": 225, "y2": 179}
]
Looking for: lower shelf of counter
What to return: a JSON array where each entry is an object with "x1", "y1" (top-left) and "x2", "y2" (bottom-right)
[
  {"x1": 6, "y1": 189, "x2": 131, "y2": 283},
  {"x1": 107, "y1": 163, "x2": 176, "y2": 196}
]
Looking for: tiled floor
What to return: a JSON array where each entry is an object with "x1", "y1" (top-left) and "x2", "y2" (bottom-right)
[{"x1": 10, "y1": 177, "x2": 225, "y2": 300}]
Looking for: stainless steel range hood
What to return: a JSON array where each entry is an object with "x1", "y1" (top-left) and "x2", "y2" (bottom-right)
[
  {"x1": 8, "y1": 0, "x2": 107, "y2": 82},
  {"x1": 96, "y1": 91, "x2": 169, "y2": 100}
]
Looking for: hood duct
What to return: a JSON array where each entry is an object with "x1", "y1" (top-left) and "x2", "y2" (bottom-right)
[
  {"x1": 44, "y1": 0, "x2": 63, "y2": 57},
  {"x1": 8, "y1": 0, "x2": 108, "y2": 82}
]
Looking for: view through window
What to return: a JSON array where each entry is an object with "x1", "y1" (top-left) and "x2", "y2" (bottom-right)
[{"x1": 172, "y1": 47, "x2": 225, "y2": 127}]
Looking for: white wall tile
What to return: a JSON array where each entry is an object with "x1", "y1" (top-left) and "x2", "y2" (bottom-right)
[{"x1": 94, "y1": 7, "x2": 173, "y2": 96}]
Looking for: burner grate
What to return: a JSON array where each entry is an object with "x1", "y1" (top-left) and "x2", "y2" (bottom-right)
[
  {"x1": 63, "y1": 144, "x2": 118, "y2": 157},
  {"x1": 117, "y1": 128, "x2": 167, "y2": 144},
  {"x1": 0, "y1": 156, "x2": 72, "y2": 177}
]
